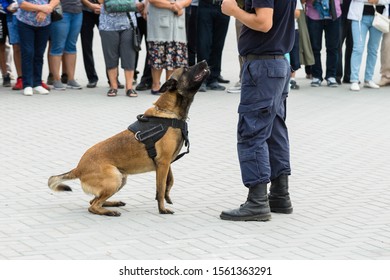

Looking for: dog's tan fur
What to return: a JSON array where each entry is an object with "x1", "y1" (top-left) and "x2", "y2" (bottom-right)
[{"x1": 48, "y1": 61, "x2": 209, "y2": 216}]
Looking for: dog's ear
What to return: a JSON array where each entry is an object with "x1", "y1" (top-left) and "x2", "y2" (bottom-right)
[{"x1": 159, "y1": 79, "x2": 178, "y2": 93}]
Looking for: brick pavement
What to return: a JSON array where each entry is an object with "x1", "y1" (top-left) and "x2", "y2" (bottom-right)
[{"x1": 1, "y1": 21, "x2": 390, "y2": 260}]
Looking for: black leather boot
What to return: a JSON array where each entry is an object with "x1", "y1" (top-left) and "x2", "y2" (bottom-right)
[
  {"x1": 220, "y1": 184, "x2": 271, "y2": 221},
  {"x1": 268, "y1": 174, "x2": 293, "y2": 214}
]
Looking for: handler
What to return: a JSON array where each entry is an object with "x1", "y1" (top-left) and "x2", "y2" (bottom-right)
[{"x1": 220, "y1": 0, "x2": 296, "y2": 221}]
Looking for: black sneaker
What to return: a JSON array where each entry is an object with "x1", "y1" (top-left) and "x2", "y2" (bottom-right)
[
  {"x1": 87, "y1": 80, "x2": 98, "y2": 88},
  {"x1": 136, "y1": 81, "x2": 152, "y2": 91},
  {"x1": 290, "y1": 80, "x2": 299, "y2": 90},
  {"x1": 61, "y1": 73, "x2": 68, "y2": 84},
  {"x1": 207, "y1": 81, "x2": 225, "y2": 91},
  {"x1": 198, "y1": 83, "x2": 207, "y2": 92},
  {"x1": 3, "y1": 74, "x2": 11, "y2": 87},
  {"x1": 47, "y1": 73, "x2": 54, "y2": 85},
  {"x1": 217, "y1": 75, "x2": 230, "y2": 84}
]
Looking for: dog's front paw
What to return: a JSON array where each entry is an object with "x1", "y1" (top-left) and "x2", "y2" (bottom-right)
[
  {"x1": 159, "y1": 208, "x2": 175, "y2": 214},
  {"x1": 165, "y1": 196, "x2": 173, "y2": 204}
]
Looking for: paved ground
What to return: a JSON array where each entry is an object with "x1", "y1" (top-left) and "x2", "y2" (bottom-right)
[{"x1": 1, "y1": 20, "x2": 390, "y2": 261}]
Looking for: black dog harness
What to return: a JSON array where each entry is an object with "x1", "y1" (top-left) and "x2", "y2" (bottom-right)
[{"x1": 128, "y1": 114, "x2": 190, "y2": 163}]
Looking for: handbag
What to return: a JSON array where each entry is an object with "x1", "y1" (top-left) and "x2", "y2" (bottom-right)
[
  {"x1": 104, "y1": 0, "x2": 137, "y2": 13},
  {"x1": 51, "y1": 2, "x2": 63, "y2": 22},
  {"x1": 127, "y1": 13, "x2": 141, "y2": 51},
  {"x1": 372, "y1": 5, "x2": 390, "y2": 33}
]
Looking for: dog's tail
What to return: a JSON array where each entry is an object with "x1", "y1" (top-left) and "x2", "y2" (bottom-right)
[{"x1": 48, "y1": 170, "x2": 77, "y2": 192}]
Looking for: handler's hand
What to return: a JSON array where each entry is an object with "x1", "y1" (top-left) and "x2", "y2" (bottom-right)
[{"x1": 221, "y1": 0, "x2": 238, "y2": 16}]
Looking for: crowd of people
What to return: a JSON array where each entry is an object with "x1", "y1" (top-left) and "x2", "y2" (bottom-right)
[
  {"x1": 290, "y1": 0, "x2": 390, "y2": 91},
  {"x1": 0, "y1": 0, "x2": 389, "y2": 97}
]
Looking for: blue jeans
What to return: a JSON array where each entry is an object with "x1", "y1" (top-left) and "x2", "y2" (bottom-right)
[
  {"x1": 350, "y1": 16, "x2": 383, "y2": 83},
  {"x1": 50, "y1": 12, "x2": 83, "y2": 55},
  {"x1": 238, "y1": 58, "x2": 291, "y2": 187},
  {"x1": 17, "y1": 20, "x2": 50, "y2": 88},
  {"x1": 307, "y1": 17, "x2": 340, "y2": 81}
]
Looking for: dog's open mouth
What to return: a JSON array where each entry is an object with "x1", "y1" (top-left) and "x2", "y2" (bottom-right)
[
  {"x1": 192, "y1": 61, "x2": 210, "y2": 82},
  {"x1": 194, "y1": 68, "x2": 210, "y2": 82}
]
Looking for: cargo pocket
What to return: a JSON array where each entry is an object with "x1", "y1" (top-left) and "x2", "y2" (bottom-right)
[
  {"x1": 237, "y1": 99, "x2": 274, "y2": 140},
  {"x1": 267, "y1": 67, "x2": 288, "y2": 79},
  {"x1": 238, "y1": 151, "x2": 261, "y2": 187}
]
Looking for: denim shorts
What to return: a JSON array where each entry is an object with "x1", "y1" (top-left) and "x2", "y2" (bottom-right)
[
  {"x1": 49, "y1": 12, "x2": 83, "y2": 55},
  {"x1": 7, "y1": 16, "x2": 20, "y2": 45}
]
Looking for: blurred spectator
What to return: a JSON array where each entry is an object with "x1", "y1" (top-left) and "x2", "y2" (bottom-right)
[
  {"x1": 2, "y1": 0, "x2": 23, "y2": 90},
  {"x1": 304, "y1": 0, "x2": 342, "y2": 87},
  {"x1": 336, "y1": 0, "x2": 352, "y2": 84},
  {"x1": 80, "y1": 0, "x2": 101, "y2": 88},
  {"x1": 348, "y1": 0, "x2": 389, "y2": 91},
  {"x1": 290, "y1": 0, "x2": 304, "y2": 90},
  {"x1": 134, "y1": 1, "x2": 152, "y2": 91},
  {"x1": 49, "y1": 0, "x2": 83, "y2": 90},
  {"x1": 17, "y1": 0, "x2": 59, "y2": 95},
  {"x1": 99, "y1": 3, "x2": 143, "y2": 97},
  {"x1": 378, "y1": 4, "x2": 390, "y2": 87},
  {"x1": 147, "y1": 0, "x2": 191, "y2": 95},
  {"x1": 197, "y1": 0, "x2": 230, "y2": 92}
]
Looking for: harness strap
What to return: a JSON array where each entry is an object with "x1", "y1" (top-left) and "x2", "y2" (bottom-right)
[{"x1": 128, "y1": 114, "x2": 190, "y2": 162}]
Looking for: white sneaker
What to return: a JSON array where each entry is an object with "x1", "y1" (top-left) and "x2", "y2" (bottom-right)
[
  {"x1": 33, "y1": 86, "x2": 49, "y2": 95},
  {"x1": 364, "y1": 80, "x2": 380, "y2": 89},
  {"x1": 227, "y1": 81, "x2": 241, "y2": 93},
  {"x1": 350, "y1": 82, "x2": 360, "y2": 91},
  {"x1": 23, "y1": 86, "x2": 33, "y2": 96}
]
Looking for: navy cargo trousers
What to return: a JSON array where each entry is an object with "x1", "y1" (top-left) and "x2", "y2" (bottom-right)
[{"x1": 237, "y1": 57, "x2": 291, "y2": 188}]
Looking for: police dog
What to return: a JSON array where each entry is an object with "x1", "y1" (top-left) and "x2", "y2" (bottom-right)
[{"x1": 48, "y1": 61, "x2": 210, "y2": 216}]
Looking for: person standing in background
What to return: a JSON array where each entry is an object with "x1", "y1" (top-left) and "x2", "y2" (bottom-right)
[
  {"x1": 378, "y1": 3, "x2": 390, "y2": 87},
  {"x1": 147, "y1": 0, "x2": 191, "y2": 95},
  {"x1": 49, "y1": 0, "x2": 83, "y2": 90},
  {"x1": 134, "y1": 0, "x2": 153, "y2": 91},
  {"x1": 336, "y1": 0, "x2": 352, "y2": 84},
  {"x1": 304, "y1": 0, "x2": 342, "y2": 88},
  {"x1": 348, "y1": 0, "x2": 390, "y2": 91},
  {"x1": 80, "y1": 0, "x2": 101, "y2": 88},
  {"x1": 197, "y1": 0, "x2": 230, "y2": 92},
  {"x1": 17, "y1": 0, "x2": 59, "y2": 96}
]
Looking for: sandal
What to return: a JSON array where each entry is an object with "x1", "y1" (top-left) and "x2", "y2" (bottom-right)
[
  {"x1": 107, "y1": 88, "x2": 118, "y2": 97},
  {"x1": 151, "y1": 89, "x2": 160, "y2": 95},
  {"x1": 126, "y1": 89, "x2": 138, "y2": 97}
]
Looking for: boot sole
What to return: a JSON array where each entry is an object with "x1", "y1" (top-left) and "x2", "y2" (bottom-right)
[
  {"x1": 220, "y1": 213, "x2": 271, "y2": 222},
  {"x1": 271, "y1": 207, "x2": 293, "y2": 214}
]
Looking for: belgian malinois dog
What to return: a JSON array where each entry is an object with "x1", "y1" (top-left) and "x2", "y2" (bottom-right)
[{"x1": 48, "y1": 61, "x2": 210, "y2": 216}]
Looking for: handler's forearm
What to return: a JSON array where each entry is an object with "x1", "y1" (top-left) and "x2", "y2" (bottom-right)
[{"x1": 229, "y1": 7, "x2": 273, "y2": 32}]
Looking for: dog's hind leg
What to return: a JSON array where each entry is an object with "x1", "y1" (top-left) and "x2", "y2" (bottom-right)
[
  {"x1": 89, "y1": 175, "x2": 127, "y2": 208},
  {"x1": 165, "y1": 167, "x2": 174, "y2": 204},
  {"x1": 155, "y1": 163, "x2": 174, "y2": 214},
  {"x1": 88, "y1": 190, "x2": 122, "y2": 216},
  {"x1": 82, "y1": 166, "x2": 124, "y2": 216}
]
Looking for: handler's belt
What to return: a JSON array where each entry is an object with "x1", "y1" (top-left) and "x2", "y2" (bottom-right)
[
  {"x1": 243, "y1": 54, "x2": 285, "y2": 62},
  {"x1": 128, "y1": 114, "x2": 189, "y2": 163}
]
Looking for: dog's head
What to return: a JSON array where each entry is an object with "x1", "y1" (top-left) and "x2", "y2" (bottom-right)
[
  {"x1": 152, "y1": 61, "x2": 210, "y2": 119},
  {"x1": 159, "y1": 60, "x2": 210, "y2": 96}
]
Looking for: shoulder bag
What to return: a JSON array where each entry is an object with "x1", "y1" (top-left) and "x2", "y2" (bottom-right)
[
  {"x1": 51, "y1": 1, "x2": 63, "y2": 22},
  {"x1": 372, "y1": 5, "x2": 390, "y2": 33},
  {"x1": 104, "y1": 0, "x2": 137, "y2": 13},
  {"x1": 127, "y1": 13, "x2": 141, "y2": 52}
]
